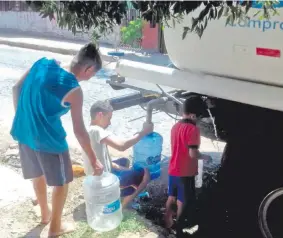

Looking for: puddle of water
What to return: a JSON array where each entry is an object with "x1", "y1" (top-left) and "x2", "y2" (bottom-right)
[{"x1": 133, "y1": 162, "x2": 221, "y2": 237}]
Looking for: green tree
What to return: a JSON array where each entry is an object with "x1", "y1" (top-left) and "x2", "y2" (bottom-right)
[
  {"x1": 120, "y1": 19, "x2": 143, "y2": 47},
  {"x1": 26, "y1": 1, "x2": 279, "y2": 39}
]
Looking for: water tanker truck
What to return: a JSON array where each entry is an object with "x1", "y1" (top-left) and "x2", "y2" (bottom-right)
[{"x1": 107, "y1": 2, "x2": 283, "y2": 237}]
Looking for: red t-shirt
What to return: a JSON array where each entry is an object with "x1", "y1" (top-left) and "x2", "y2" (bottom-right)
[{"x1": 169, "y1": 119, "x2": 201, "y2": 177}]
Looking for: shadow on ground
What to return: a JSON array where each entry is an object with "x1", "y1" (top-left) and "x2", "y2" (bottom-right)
[
  {"x1": 22, "y1": 224, "x2": 47, "y2": 238},
  {"x1": 73, "y1": 203, "x2": 87, "y2": 222}
]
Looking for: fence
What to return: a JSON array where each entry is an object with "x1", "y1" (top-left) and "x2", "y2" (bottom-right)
[
  {"x1": 123, "y1": 8, "x2": 141, "y2": 26},
  {"x1": 119, "y1": 9, "x2": 143, "y2": 51}
]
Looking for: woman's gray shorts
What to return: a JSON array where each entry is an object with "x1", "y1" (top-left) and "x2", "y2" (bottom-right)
[{"x1": 19, "y1": 144, "x2": 73, "y2": 186}]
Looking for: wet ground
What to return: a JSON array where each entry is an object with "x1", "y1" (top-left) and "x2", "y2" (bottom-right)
[{"x1": 134, "y1": 163, "x2": 220, "y2": 237}]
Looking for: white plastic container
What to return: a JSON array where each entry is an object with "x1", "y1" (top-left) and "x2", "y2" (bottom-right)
[
  {"x1": 83, "y1": 172, "x2": 123, "y2": 232},
  {"x1": 195, "y1": 160, "x2": 204, "y2": 188}
]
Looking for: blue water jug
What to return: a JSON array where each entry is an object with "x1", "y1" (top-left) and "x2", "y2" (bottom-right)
[{"x1": 133, "y1": 132, "x2": 163, "y2": 180}]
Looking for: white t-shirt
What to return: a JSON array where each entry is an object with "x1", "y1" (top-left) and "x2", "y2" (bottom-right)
[{"x1": 83, "y1": 125, "x2": 112, "y2": 175}]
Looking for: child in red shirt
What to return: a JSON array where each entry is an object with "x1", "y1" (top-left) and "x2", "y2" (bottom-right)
[{"x1": 165, "y1": 96, "x2": 206, "y2": 236}]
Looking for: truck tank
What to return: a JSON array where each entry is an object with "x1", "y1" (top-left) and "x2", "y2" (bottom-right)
[
  {"x1": 164, "y1": 2, "x2": 283, "y2": 86},
  {"x1": 113, "y1": 3, "x2": 283, "y2": 237}
]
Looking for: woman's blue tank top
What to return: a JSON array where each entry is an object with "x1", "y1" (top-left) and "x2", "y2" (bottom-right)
[{"x1": 10, "y1": 57, "x2": 80, "y2": 153}]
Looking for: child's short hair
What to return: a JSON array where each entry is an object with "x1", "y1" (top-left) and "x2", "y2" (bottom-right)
[
  {"x1": 90, "y1": 100, "x2": 113, "y2": 120},
  {"x1": 183, "y1": 95, "x2": 207, "y2": 117}
]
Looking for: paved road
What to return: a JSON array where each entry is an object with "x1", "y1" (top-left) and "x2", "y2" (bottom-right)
[
  {"x1": 0, "y1": 45, "x2": 177, "y2": 155},
  {"x1": 0, "y1": 44, "x2": 225, "y2": 157}
]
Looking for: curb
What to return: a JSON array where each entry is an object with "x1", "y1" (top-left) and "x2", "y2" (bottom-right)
[
  {"x1": 0, "y1": 38, "x2": 115, "y2": 62},
  {"x1": 0, "y1": 38, "x2": 78, "y2": 55}
]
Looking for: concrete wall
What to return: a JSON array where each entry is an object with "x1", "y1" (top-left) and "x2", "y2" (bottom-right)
[{"x1": 0, "y1": 11, "x2": 121, "y2": 46}]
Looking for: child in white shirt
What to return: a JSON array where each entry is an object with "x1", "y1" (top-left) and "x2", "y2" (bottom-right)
[{"x1": 83, "y1": 100, "x2": 153, "y2": 208}]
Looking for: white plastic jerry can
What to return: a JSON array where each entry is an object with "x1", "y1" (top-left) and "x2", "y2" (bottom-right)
[{"x1": 195, "y1": 159, "x2": 204, "y2": 188}]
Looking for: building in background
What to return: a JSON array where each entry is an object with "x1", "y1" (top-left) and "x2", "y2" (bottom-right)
[{"x1": 0, "y1": 1, "x2": 165, "y2": 53}]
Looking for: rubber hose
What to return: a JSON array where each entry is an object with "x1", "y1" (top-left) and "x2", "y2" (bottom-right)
[{"x1": 258, "y1": 187, "x2": 283, "y2": 238}]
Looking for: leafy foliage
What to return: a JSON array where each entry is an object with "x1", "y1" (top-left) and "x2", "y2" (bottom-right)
[
  {"x1": 26, "y1": 1, "x2": 128, "y2": 36},
  {"x1": 26, "y1": 1, "x2": 279, "y2": 39},
  {"x1": 120, "y1": 19, "x2": 143, "y2": 46}
]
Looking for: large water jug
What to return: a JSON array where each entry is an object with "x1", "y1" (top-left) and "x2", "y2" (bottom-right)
[
  {"x1": 133, "y1": 132, "x2": 163, "y2": 180},
  {"x1": 83, "y1": 172, "x2": 123, "y2": 232}
]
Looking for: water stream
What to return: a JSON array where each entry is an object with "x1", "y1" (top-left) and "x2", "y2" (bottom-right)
[{"x1": 207, "y1": 108, "x2": 220, "y2": 152}]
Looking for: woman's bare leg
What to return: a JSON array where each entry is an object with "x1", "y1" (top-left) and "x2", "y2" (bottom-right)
[
  {"x1": 32, "y1": 176, "x2": 51, "y2": 224},
  {"x1": 48, "y1": 184, "x2": 75, "y2": 237}
]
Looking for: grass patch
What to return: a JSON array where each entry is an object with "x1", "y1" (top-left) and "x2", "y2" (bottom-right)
[{"x1": 62, "y1": 210, "x2": 148, "y2": 238}]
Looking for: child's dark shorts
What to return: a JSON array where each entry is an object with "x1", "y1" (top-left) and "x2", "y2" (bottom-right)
[
  {"x1": 112, "y1": 158, "x2": 145, "y2": 197},
  {"x1": 168, "y1": 175, "x2": 195, "y2": 203}
]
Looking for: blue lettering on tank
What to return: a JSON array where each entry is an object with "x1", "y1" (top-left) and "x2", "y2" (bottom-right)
[{"x1": 226, "y1": 1, "x2": 283, "y2": 32}]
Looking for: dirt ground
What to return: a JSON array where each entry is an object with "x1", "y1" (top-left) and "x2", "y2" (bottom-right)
[
  {"x1": 0, "y1": 143, "x2": 170, "y2": 238},
  {"x1": 0, "y1": 127, "x2": 224, "y2": 238},
  {"x1": 0, "y1": 175, "x2": 164, "y2": 238}
]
